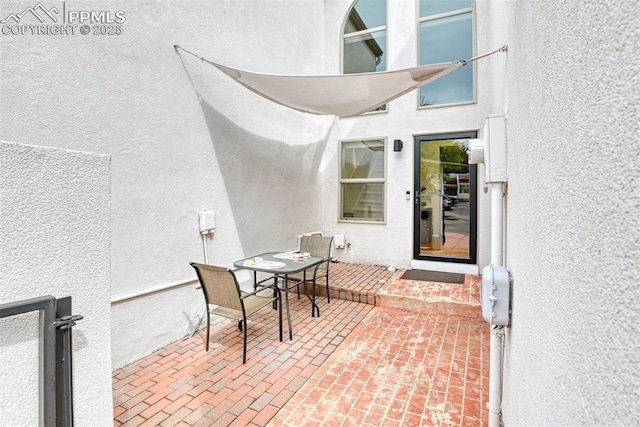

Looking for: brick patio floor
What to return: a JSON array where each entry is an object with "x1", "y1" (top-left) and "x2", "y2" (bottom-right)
[{"x1": 113, "y1": 263, "x2": 489, "y2": 426}]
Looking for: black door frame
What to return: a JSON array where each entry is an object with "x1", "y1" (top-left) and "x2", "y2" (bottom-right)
[{"x1": 413, "y1": 131, "x2": 477, "y2": 264}]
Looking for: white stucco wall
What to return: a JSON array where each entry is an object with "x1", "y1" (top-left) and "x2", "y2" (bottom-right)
[
  {"x1": 501, "y1": 0, "x2": 639, "y2": 424},
  {"x1": 0, "y1": 141, "x2": 112, "y2": 425},
  {"x1": 0, "y1": 0, "x2": 334, "y2": 368}
]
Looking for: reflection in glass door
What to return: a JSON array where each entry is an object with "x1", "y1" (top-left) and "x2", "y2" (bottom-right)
[{"x1": 413, "y1": 132, "x2": 477, "y2": 264}]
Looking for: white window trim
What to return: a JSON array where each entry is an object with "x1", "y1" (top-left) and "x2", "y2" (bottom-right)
[
  {"x1": 418, "y1": 7, "x2": 472, "y2": 24},
  {"x1": 338, "y1": 137, "x2": 387, "y2": 224},
  {"x1": 343, "y1": 25, "x2": 387, "y2": 40}
]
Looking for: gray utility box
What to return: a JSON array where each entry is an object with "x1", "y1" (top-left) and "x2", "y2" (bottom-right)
[{"x1": 481, "y1": 264, "x2": 511, "y2": 325}]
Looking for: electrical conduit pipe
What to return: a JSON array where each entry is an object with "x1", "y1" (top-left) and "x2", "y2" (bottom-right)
[{"x1": 488, "y1": 182, "x2": 505, "y2": 427}]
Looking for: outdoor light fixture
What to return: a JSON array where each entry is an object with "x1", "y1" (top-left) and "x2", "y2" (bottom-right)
[{"x1": 393, "y1": 139, "x2": 403, "y2": 152}]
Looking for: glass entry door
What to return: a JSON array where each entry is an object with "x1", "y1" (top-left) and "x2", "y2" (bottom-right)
[{"x1": 413, "y1": 132, "x2": 477, "y2": 264}]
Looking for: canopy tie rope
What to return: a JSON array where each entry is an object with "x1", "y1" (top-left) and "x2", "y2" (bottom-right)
[
  {"x1": 175, "y1": 45, "x2": 217, "y2": 66},
  {"x1": 457, "y1": 44, "x2": 508, "y2": 67}
]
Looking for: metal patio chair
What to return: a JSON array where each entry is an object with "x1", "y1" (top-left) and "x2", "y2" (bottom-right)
[
  {"x1": 190, "y1": 262, "x2": 283, "y2": 364},
  {"x1": 285, "y1": 235, "x2": 333, "y2": 317}
]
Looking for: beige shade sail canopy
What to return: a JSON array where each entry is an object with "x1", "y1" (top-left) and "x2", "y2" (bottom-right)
[
  {"x1": 210, "y1": 61, "x2": 461, "y2": 117},
  {"x1": 175, "y1": 45, "x2": 506, "y2": 117}
]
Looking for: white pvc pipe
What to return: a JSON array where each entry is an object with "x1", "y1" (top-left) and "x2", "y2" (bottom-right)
[
  {"x1": 111, "y1": 277, "x2": 198, "y2": 304},
  {"x1": 490, "y1": 184, "x2": 503, "y2": 265},
  {"x1": 202, "y1": 233, "x2": 209, "y2": 263},
  {"x1": 489, "y1": 325, "x2": 505, "y2": 426},
  {"x1": 488, "y1": 182, "x2": 505, "y2": 427}
]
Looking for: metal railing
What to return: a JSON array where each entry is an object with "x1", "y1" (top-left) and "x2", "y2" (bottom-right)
[{"x1": 0, "y1": 295, "x2": 83, "y2": 427}]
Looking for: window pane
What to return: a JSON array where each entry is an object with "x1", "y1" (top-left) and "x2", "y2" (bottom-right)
[
  {"x1": 419, "y1": 66, "x2": 473, "y2": 105},
  {"x1": 419, "y1": 0, "x2": 471, "y2": 18},
  {"x1": 343, "y1": 30, "x2": 386, "y2": 73},
  {"x1": 420, "y1": 13, "x2": 472, "y2": 64},
  {"x1": 341, "y1": 183, "x2": 384, "y2": 221},
  {"x1": 341, "y1": 140, "x2": 385, "y2": 179},
  {"x1": 345, "y1": 0, "x2": 386, "y2": 34},
  {"x1": 419, "y1": 12, "x2": 473, "y2": 105},
  {"x1": 342, "y1": 0, "x2": 387, "y2": 112}
]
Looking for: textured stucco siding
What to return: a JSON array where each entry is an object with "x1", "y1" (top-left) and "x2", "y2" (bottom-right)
[
  {"x1": 0, "y1": 0, "x2": 330, "y2": 368},
  {"x1": 0, "y1": 141, "x2": 113, "y2": 425},
  {"x1": 502, "y1": 0, "x2": 639, "y2": 425}
]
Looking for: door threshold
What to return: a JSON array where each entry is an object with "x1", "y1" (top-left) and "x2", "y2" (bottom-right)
[{"x1": 410, "y1": 260, "x2": 478, "y2": 275}]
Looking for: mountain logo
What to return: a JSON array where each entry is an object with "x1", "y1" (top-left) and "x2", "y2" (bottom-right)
[{"x1": 1, "y1": 3, "x2": 59, "y2": 24}]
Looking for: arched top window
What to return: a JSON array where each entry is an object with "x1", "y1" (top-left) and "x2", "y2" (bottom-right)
[
  {"x1": 419, "y1": 0, "x2": 474, "y2": 107},
  {"x1": 342, "y1": 0, "x2": 387, "y2": 74}
]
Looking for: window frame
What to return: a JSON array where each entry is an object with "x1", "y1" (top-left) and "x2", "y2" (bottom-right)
[
  {"x1": 340, "y1": 0, "x2": 388, "y2": 115},
  {"x1": 417, "y1": 2, "x2": 476, "y2": 109},
  {"x1": 338, "y1": 137, "x2": 387, "y2": 224}
]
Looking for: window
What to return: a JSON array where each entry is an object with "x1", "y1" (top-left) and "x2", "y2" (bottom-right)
[
  {"x1": 342, "y1": 0, "x2": 387, "y2": 112},
  {"x1": 340, "y1": 139, "x2": 386, "y2": 222},
  {"x1": 419, "y1": 0, "x2": 474, "y2": 107}
]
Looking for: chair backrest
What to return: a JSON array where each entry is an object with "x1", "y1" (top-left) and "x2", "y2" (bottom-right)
[
  {"x1": 190, "y1": 263, "x2": 243, "y2": 311},
  {"x1": 296, "y1": 231, "x2": 323, "y2": 252},
  {"x1": 299, "y1": 235, "x2": 333, "y2": 271}
]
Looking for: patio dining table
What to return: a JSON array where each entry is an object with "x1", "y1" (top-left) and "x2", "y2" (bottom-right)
[{"x1": 233, "y1": 252, "x2": 325, "y2": 339}]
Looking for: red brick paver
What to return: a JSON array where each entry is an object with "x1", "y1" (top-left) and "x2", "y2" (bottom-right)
[
  {"x1": 271, "y1": 308, "x2": 489, "y2": 426},
  {"x1": 113, "y1": 264, "x2": 489, "y2": 426},
  {"x1": 114, "y1": 296, "x2": 373, "y2": 426},
  {"x1": 377, "y1": 272, "x2": 483, "y2": 319}
]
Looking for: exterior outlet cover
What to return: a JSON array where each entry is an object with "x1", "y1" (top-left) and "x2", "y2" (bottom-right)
[
  {"x1": 199, "y1": 210, "x2": 216, "y2": 234},
  {"x1": 481, "y1": 264, "x2": 511, "y2": 325}
]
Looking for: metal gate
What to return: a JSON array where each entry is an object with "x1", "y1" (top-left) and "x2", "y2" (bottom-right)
[{"x1": 0, "y1": 296, "x2": 83, "y2": 427}]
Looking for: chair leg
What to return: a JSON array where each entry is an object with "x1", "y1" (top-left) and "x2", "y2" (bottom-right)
[
  {"x1": 311, "y1": 279, "x2": 315, "y2": 317},
  {"x1": 238, "y1": 320, "x2": 243, "y2": 331},
  {"x1": 272, "y1": 277, "x2": 279, "y2": 310},
  {"x1": 326, "y1": 274, "x2": 330, "y2": 303},
  {"x1": 277, "y1": 291, "x2": 283, "y2": 343},
  {"x1": 284, "y1": 288, "x2": 293, "y2": 340},
  {"x1": 311, "y1": 278, "x2": 320, "y2": 318},
  {"x1": 205, "y1": 310, "x2": 211, "y2": 352},
  {"x1": 242, "y1": 315, "x2": 248, "y2": 364}
]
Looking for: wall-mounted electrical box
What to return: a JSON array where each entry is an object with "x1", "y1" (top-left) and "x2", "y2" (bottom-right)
[
  {"x1": 199, "y1": 210, "x2": 215, "y2": 235},
  {"x1": 483, "y1": 114, "x2": 507, "y2": 183},
  {"x1": 481, "y1": 264, "x2": 511, "y2": 326}
]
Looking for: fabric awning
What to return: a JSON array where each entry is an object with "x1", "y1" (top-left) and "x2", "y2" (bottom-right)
[
  {"x1": 175, "y1": 45, "x2": 506, "y2": 117},
  {"x1": 210, "y1": 61, "x2": 462, "y2": 117}
]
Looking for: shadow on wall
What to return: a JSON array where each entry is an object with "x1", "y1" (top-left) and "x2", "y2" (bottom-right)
[{"x1": 198, "y1": 98, "x2": 330, "y2": 255}]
